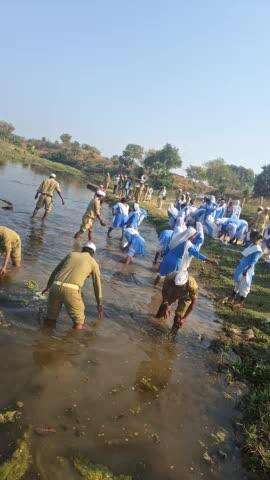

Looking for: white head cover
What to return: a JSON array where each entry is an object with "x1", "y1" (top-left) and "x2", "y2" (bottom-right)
[
  {"x1": 125, "y1": 227, "x2": 139, "y2": 236},
  {"x1": 50, "y1": 173, "x2": 56, "y2": 178},
  {"x1": 210, "y1": 195, "x2": 216, "y2": 203},
  {"x1": 196, "y1": 222, "x2": 204, "y2": 237},
  {"x1": 134, "y1": 203, "x2": 140, "y2": 211},
  {"x1": 234, "y1": 199, "x2": 240, "y2": 206},
  {"x1": 169, "y1": 226, "x2": 196, "y2": 250},
  {"x1": 84, "y1": 241, "x2": 96, "y2": 253},
  {"x1": 175, "y1": 270, "x2": 189, "y2": 286},
  {"x1": 97, "y1": 189, "x2": 106, "y2": 197}
]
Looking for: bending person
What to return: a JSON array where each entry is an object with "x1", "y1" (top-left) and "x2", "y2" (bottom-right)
[
  {"x1": 42, "y1": 241, "x2": 103, "y2": 330},
  {"x1": 230, "y1": 230, "x2": 262, "y2": 306},
  {"x1": 74, "y1": 189, "x2": 106, "y2": 240},
  {"x1": 0, "y1": 226, "x2": 21, "y2": 276},
  {"x1": 107, "y1": 197, "x2": 129, "y2": 238},
  {"x1": 122, "y1": 227, "x2": 145, "y2": 264},
  {"x1": 156, "y1": 272, "x2": 198, "y2": 337}
]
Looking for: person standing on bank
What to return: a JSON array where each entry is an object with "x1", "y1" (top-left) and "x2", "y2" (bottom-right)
[
  {"x1": 32, "y1": 173, "x2": 65, "y2": 220},
  {"x1": 42, "y1": 241, "x2": 103, "y2": 330},
  {"x1": 74, "y1": 189, "x2": 106, "y2": 240}
]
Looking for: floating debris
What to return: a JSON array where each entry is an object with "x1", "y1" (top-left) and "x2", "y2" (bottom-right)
[
  {"x1": 34, "y1": 426, "x2": 56, "y2": 436},
  {"x1": 0, "y1": 430, "x2": 31, "y2": 480},
  {"x1": 25, "y1": 280, "x2": 39, "y2": 291},
  {"x1": 202, "y1": 451, "x2": 214, "y2": 465},
  {"x1": 210, "y1": 429, "x2": 227, "y2": 444},
  {"x1": 73, "y1": 457, "x2": 132, "y2": 479},
  {"x1": 138, "y1": 377, "x2": 158, "y2": 393},
  {"x1": 0, "y1": 410, "x2": 21, "y2": 424}
]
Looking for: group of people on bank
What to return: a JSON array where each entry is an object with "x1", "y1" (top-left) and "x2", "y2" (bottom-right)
[{"x1": 0, "y1": 172, "x2": 268, "y2": 337}]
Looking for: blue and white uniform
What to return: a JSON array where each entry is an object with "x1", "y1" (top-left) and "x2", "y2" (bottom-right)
[
  {"x1": 112, "y1": 202, "x2": 129, "y2": 228},
  {"x1": 125, "y1": 203, "x2": 147, "y2": 229},
  {"x1": 233, "y1": 243, "x2": 262, "y2": 297},
  {"x1": 157, "y1": 229, "x2": 174, "y2": 257},
  {"x1": 123, "y1": 227, "x2": 145, "y2": 257},
  {"x1": 159, "y1": 226, "x2": 207, "y2": 277}
]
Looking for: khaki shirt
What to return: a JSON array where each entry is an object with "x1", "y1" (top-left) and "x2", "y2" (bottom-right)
[
  {"x1": 0, "y1": 226, "x2": 20, "y2": 254},
  {"x1": 254, "y1": 212, "x2": 269, "y2": 232},
  {"x1": 38, "y1": 178, "x2": 61, "y2": 197},
  {"x1": 85, "y1": 197, "x2": 101, "y2": 219},
  {"x1": 47, "y1": 252, "x2": 102, "y2": 304}
]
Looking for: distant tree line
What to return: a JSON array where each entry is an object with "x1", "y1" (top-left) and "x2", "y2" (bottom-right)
[
  {"x1": 186, "y1": 158, "x2": 255, "y2": 196},
  {"x1": 1, "y1": 119, "x2": 270, "y2": 195}
]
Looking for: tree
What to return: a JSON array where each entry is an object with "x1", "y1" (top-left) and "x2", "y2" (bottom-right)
[
  {"x1": 186, "y1": 165, "x2": 206, "y2": 181},
  {"x1": 122, "y1": 144, "x2": 144, "y2": 167},
  {"x1": 254, "y1": 165, "x2": 270, "y2": 196},
  {"x1": 60, "y1": 133, "x2": 72, "y2": 144},
  {"x1": 228, "y1": 165, "x2": 255, "y2": 191},
  {"x1": 0, "y1": 120, "x2": 15, "y2": 139},
  {"x1": 204, "y1": 158, "x2": 234, "y2": 193},
  {"x1": 144, "y1": 143, "x2": 182, "y2": 173}
]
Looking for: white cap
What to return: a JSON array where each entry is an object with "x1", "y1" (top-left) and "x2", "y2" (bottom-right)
[
  {"x1": 50, "y1": 173, "x2": 56, "y2": 178},
  {"x1": 84, "y1": 241, "x2": 96, "y2": 253},
  {"x1": 96, "y1": 189, "x2": 106, "y2": 197}
]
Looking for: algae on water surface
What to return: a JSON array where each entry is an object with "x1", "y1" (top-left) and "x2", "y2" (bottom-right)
[
  {"x1": 74, "y1": 457, "x2": 132, "y2": 480},
  {"x1": 0, "y1": 430, "x2": 31, "y2": 480}
]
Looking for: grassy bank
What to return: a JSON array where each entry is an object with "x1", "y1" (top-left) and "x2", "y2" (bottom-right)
[{"x1": 0, "y1": 140, "x2": 85, "y2": 179}]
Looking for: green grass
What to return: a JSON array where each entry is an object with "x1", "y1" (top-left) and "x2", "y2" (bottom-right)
[{"x1": 0, "y1": 139, "x2": 86, "y2": 178}]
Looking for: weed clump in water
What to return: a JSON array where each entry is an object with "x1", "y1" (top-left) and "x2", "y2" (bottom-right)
[
  {"x1": 0, "y1": 430, "x2": 31, "y2": 480},
  {"x1": 74, "y1": 456, "x2": 132, "y2": 480}
]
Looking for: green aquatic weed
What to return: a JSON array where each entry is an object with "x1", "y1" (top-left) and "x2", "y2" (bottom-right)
[
  {"x1": 0, "y1": 430, "x2": 31, "y2": 480},
  {"x1": 74, "y1": 457, "x2": 132, "y2": 480}
]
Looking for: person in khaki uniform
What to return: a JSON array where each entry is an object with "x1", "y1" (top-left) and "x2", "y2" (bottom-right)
[
  {"x1": 0, "y1": 226, "x2": 22, "y2": 276},
  {"x1": 155, "y1": 272, "x2": 198, "y2": 337},
  {"x1": 42, "y1": 242, "x2": 103, "y2": 330},
  {"x1": 74, "y1": 189, "x2": 106, "y2": 240},
  {"x1": 251, "y1": 207, "x2": 270, "y2": 235},
  {"x1": 32, "y1": 173, "x2": 65, "y2": 220},
  {"x1": 103, "y1": 172, "x2": 111, "y2": 190}
]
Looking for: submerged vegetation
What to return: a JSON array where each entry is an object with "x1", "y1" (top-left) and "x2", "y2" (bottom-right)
[
  {"x1": 0, "y1": 430, "x2": 31, "y2": 480},
  {"x1": 74, "y1": 457, "x2": 132, "y2": 480}
]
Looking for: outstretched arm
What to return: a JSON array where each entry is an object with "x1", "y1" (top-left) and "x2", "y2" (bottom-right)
[
  {"x1": 92, "y1": 265, "x2": 103, "y2": 319},
  {"x1": 56, "y1": 190, "x2": 65, "y2": 205}
]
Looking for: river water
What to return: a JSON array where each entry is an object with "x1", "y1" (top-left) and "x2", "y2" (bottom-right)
[{"x1": 0, "y1": 162, "x2": 248, "y2": 479}]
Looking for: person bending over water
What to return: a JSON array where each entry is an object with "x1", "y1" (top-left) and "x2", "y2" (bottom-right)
[
  {"x1": 74, "y1": 189, "x2": 106, "y2": 240},
  {"x1": 42, "y1": 241, "x2": 103, "y2": 330},
  {"x1": 0, "y1": 226, "x2": 21, "y2": 276},
  {"x1": 156, "y1": 272, "x2": 198, "y2": 337}
]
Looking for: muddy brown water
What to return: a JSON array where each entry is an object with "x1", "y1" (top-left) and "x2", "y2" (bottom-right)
[{"x1": 0, "y1": 162, "x2": 249, "y2": 479}]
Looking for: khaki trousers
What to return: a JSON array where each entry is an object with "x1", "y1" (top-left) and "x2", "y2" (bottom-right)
[{"x1": 47, "y1": 283, "x2": 85, "y2": 326}]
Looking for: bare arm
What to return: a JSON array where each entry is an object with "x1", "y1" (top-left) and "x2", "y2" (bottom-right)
[
  {"x1": 91, "y1": 265, "x2": 103, "y2": 318},
  {"x1": 182, "y1": 297, "x2": 196, "y2": 319},
  {"x1": 0, "y1": 250, "x2": 11, "y2": 276},
  {"x1": 56, "y1": 190, "x2": 65, "y2": 205}
]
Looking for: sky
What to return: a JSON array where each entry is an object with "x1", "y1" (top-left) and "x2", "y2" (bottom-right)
[{"x1": 1, "y1": 0, "x2": 270, "y2": 173}]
